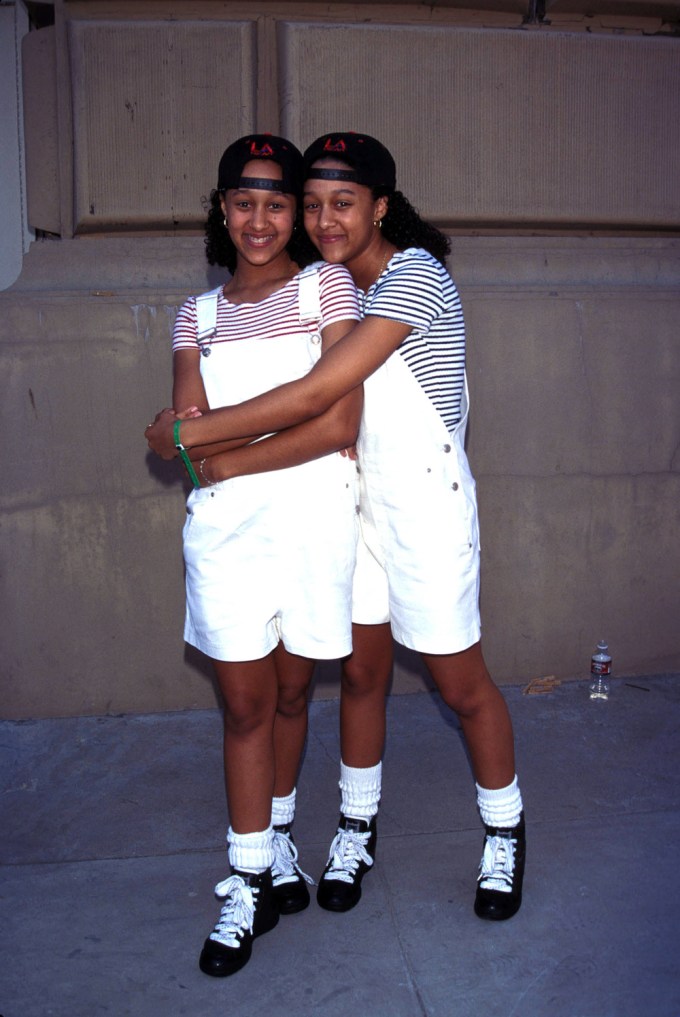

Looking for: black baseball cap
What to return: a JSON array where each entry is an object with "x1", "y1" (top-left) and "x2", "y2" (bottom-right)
[
  {"x1": 217, "y1": 134, "x2": 304, "y2": 197},
  {"x1": 304, "y1": 132, "x2": 396, "y2": 192}
]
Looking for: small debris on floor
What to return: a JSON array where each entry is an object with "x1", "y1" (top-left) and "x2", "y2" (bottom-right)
[{"x1": 523, "y1": 675, "x2": 562, "y2": 695}]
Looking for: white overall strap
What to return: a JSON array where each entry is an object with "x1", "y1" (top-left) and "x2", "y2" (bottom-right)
[
  {"x1": 194, "y1": 285, "x2": 223, "y2": 348},
  {"x1": 297, "y1": 262, "x2": 323, "y2": 327},
  {"x1": 459, "y1": 373, "x2": 470, "y2": 424}
]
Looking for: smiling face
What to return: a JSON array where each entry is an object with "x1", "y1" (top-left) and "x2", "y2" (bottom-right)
[
  {"x1": 303, "y1": 159, "x2": 388, "y2": 273},
  {"x1": 220, "y1": 159, "x2": 297, "y2": 268}
]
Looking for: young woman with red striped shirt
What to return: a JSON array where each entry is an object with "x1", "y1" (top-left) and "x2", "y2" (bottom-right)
[{"x1": 168, "y1": 135, "x2": 362, "y2": 978}]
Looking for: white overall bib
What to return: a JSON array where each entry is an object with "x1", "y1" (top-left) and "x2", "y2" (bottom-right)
[
  {"x1": 182, "y1": 267, "x2": 357, "y2": 662},
  {"x1": 353, "y1": 341, "x2": 481, "y2": 655}
]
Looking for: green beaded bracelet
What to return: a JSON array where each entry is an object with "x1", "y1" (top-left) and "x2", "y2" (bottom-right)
[{"x1": 174, "y1": 419, "x2": 200, "y2": 489}]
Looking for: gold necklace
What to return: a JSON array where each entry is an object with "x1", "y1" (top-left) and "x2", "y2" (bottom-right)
[{"x1": 373, "y1": 248, "x2": 391, "y2": 287}]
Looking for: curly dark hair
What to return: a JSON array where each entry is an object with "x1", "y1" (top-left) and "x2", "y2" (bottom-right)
[
  {"x1": 203, "y1": 190, "x2": 319, "y2": 273},
  {"x1": 374, "y1": 189, "x2": 450, "y2": 266}
]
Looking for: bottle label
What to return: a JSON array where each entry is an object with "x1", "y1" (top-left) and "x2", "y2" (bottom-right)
[{"x1": 591, "y1": 660, "x2": 612, "y2": 676}]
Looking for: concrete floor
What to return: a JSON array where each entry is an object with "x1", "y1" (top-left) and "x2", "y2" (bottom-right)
[{"x1": 2, "y1": 673, "x2": 679, "y2": 1017}]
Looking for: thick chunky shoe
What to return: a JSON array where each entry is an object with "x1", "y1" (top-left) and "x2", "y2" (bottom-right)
[
  {"x1": 317, "y1": 814, "x2": 377, "y2": 913},
  {"x1": 474, "y1": 812, "x2": 526, "y2": 921},
  {"x1": 271, "y1": 824, "x2": 314, "y2": 915},
  {"x1": 198, "y1": 867, "x2": 279, "y2": 977}
]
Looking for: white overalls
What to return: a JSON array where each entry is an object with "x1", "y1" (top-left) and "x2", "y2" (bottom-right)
[
  {"x1": 352, "y1": 320, "x2": 482, "y2": 656},
  {"x1": 182, "y1": 267, "x2": 357, "y2": 662}
]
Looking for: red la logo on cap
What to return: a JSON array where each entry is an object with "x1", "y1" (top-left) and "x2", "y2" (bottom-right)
[
  {"x1": 249, "y1": 141, "x2": 274, "y2": 157},
  {"x1": 323, "y1": 138, "x2": 346, "y2": 153}
]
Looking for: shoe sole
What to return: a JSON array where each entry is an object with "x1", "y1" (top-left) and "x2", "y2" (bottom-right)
[
  {"x1": 316, "y1": 885, "x2": 362, "y2": 913},
  {"x1": 198, "y1": 910, "x2": 280, "y2": 977},
  {"x1": 474, "y1": 896, "x2": 522, "y2": 921}
]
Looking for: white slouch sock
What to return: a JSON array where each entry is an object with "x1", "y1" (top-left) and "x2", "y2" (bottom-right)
[
  {"x1": 339, "y1": 761, "x2": 382, "y2": 821},
  {"x1": 476, "y1": 775, "x2": 523, "y2": 828},
  {"x1": 271, "y1": 788, "x2": 296, "y2": 828},
  {"x1": 227, "y1": 826, "x2": 275, "y2": 873}
]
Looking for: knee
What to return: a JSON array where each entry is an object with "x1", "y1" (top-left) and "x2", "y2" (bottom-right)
[
  {"x1": 223, "y1": 692, "x2": 272, "y2": 738},
  {"x1": 440, "y1": 673, "x2": 501, "y2": 719},
  {"x1": 342, "y1": 657, "x2": 391, "y2": 697},
  {"x1": 276, "y1": 684, "x2": 308, "y2": 721},
  {"x1": 439, "y1": 681, "x2": 481, "y2": 717},
  {"x1": 425, "y1": 643, "x2": 500, "y2": 717}
]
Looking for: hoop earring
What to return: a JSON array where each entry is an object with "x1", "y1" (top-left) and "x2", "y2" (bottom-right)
[
  {"x1": 223, "y1": 217, "x2": 229, "y2": 230},
  {"x1": 373, "y1": 219, "x2": 383, "y2": 229}
]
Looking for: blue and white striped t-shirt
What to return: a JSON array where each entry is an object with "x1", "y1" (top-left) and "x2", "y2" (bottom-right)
[{"x1": 361, "y1": 247, "x2": 466, "y2": 431}]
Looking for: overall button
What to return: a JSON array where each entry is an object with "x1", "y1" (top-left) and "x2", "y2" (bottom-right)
[
  {"x1": 442, "y1": 443, "x2": 451, "y2": 453},
  {"x1": 310, "y1": 332, "x2": 322, "y2": 345},
  {"x1": 355, "y1": 504, "x2": 361, "y2": 514},
  {"x1": 452, "y1": 482, "x2": 459, "y2": 491},
  {"x1": 426, "y1": 467, "x2": 432, "y2": 473}
]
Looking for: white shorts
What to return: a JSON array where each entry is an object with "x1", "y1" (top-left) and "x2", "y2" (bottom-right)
[
  {"x1": 351, "y1": 467, "x2": 481, "y2": 655},
  {"x1": 183, "y1": 460, "x2": 357, "y2": 662}
]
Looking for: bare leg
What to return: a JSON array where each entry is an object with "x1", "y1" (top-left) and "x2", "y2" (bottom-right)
[
  {"x1": 340, "y1": 622, "x2": 393, "y2": 766},
  {"x1": 421, "y1": 640, "x2": 516, "y2": 790},
  {"x1": 317, "y1": 624, "x2": 390, "y2": 913},
  {"x1": 213, "y1": 654, "x2": 278, "y2": 834},
  {"x1": 267, "y1": 646, "x2": 317, "y2": 916},
  {"x1": 201, "y1": 655, "x2": 282, "y2": 977},
  {"x1": 271, "y1": 642, "x2": 316, "y2": 798}
]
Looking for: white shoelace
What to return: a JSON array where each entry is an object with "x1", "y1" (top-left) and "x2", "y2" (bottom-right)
[
  {"x1": 209, "y1": 874, "x2": 257, "y2": 947},
  {"x1": 323, "y1": 826, "x2": 374, "y2": 885},
  {"x1": 271, "y1": 829, "x2": 314, "y2": 888},
  {"x1": 478, "y1": 833, "x2": 517, "y2": 893}
]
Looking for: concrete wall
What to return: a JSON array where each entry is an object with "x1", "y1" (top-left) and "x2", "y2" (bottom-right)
[
  {"x1": 2, "y1": 0, "x2": 679, "y2": 718},
  {"x1": 0, "y1": 2, "x2": 33, "y2": 290}
]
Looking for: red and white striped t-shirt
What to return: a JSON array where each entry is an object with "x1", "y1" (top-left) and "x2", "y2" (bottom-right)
[{"x1": 172, "y1": 262, "x2": 361, "y2": 353}]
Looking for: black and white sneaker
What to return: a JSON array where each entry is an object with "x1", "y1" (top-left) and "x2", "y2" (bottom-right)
[
  {"x1": 198, "y1": 868, "x2": 279, "y2": 977},
  {"x1": 271, "y1": 824, "x2": 314, "y2": 914},
  {"x1": 316, "y1": 814, "x2": 377, "y2": 913},
  {"x1": 474, "y1": 812, "x2": 526, "y2": 921}
]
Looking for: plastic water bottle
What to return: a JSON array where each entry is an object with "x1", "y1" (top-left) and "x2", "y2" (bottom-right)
[{"x1": 589, "y1": 640, "x2": 612, "y2": 700}]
